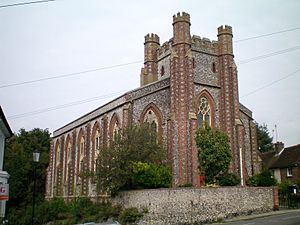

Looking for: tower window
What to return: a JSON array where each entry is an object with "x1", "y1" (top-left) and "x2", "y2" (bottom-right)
[
  {"x1": 161, "y1": 66, "x2": 165, "y2": 76},
  {"x1": 212, "y1": 62, "x2": 216, "y2": 73}
]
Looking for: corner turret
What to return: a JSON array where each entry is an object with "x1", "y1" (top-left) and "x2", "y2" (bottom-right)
[
  {"x1": 140, "y1": 33, "x2": 160, "y2": 86},
  {"x1": 172, "y1": 12, "x2": 191, "y2": 46},
  {"x1": 217, "y1": 25, "x2": 233, "y2": 55}
]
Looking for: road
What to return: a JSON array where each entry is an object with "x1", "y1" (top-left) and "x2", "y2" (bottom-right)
[{"x1": 219, "y1": 210, "x2": 300, "y2": 225}]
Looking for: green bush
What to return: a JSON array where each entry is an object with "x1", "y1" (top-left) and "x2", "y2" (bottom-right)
[
  {"x1": 247, "y1": 170, "x2": 277, "y2": 186},
  {"x1": 119, "y1": 207, "x2": 144, "y2": 225},
  {"x1": 217, "y1": 173, "x2": 240, "y2": 186},
  {"x1": 131, "y1": 162, "x2": 171, "y2": 189}
]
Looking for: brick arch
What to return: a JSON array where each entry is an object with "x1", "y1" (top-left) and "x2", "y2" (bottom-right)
[
  {"x1": 195, "y1": 89, "x2": 216, "y2": 128},
  {"x1": 140, "y1": 103, "x2": 163, "y2": 143},
  {"x1": 91, "y1": 121, "x2": 101, "y2": 172},
  {"x1": 109, "y1": 113, "x2": 120, "y2": 139}
]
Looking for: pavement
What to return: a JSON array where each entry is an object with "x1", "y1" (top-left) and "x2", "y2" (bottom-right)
[{"x1": 209, "y1": 208, "x2": 300, "y2": 224}]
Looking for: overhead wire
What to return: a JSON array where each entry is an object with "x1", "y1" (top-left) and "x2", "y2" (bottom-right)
[
  {"x1": 234, "y1": 27, "x2": 300, "y2": 43},
  {"x1": 0, "y1": 0, "x2": 55, "y2": 8},
  {"x1": 7, "y1": 90, "x2": 127, "y2": 119},
  {"x1": 241, "y1": 68, "x2": 300, "y2": 98}
]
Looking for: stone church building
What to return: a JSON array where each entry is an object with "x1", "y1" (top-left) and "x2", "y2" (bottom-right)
[{"x1": 46, "y1": 12, "x2": 261, "y2": 199}]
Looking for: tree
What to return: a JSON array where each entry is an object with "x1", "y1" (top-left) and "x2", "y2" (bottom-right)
[
  {"x1": 4, "y1": 128, "x2": 51, "y2": 224},
  {"x1": 256, "y1": 122, "x2": 273, "y2": 152},
  {"x1": 195, "y1": 126, "x2": 231, "y2": 184},
  {"x1": 96, "y1": 124, "x2": 168, "y2": 195}
]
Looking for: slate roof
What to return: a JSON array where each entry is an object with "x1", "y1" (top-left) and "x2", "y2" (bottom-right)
[{"x1": 268, "y1": 144, "x2": 300, "y2": 169}]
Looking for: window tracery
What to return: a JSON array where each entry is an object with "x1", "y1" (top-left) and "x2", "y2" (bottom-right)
[{"x1": 198, "y1": 97, "x2": 211, "y2": 127}]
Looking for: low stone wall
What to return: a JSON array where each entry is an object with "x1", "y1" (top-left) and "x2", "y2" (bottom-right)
[{"x1": 112, "y1": 187, "x2": 275, "y2": 225}]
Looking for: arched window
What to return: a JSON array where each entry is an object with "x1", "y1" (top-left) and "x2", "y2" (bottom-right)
[
  {"x1": 95, "y1": 129, "x2": 101, "y2": 157},
  {"x1": 198, "y1": 97, "x2": 211, "y2": 127},
  {"x1": 56, "y1": 144, "x2": 61, "y2": 166},
  {"x1": 109, "y1": 114, "x2": 120, "y2": 141},
  {"x1": 65, "y1": 140, "x2": 72, "y2": 183},
  {"x1": 78, "y1": 135, "x2": 85, "y2": 175},
  {"x1": 144, "y1": 109, "x2": 158, "y2": 134}
]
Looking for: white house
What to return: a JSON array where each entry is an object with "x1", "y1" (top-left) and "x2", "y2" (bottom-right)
[{"x1": 0, "y1": 106, "x2": 13, "y2": 218}]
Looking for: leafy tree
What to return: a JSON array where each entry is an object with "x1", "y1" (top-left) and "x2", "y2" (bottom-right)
[
  {"x1": 196, "y1": 126, "x2": 231, "y2": 184},
  {"x1": 96, "y1": 124, "x2": 168, "y2": 195},
  {"x1": 4, "y1": 128, "x2": 51, "y2": 224},
  {"x1": 256, "y1": 122, "x2": 273, "y2": 152}
]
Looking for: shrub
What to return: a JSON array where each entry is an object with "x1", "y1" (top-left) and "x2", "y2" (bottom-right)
[
  {"x1": 247, "y1": 170, "x2": 277, "y2": 186},
  {"x1": 119, "y1": 207, "x2": 144, "y2": 225},
  {"x1": 131, "y1": 162, "x2": 171, "y2": 189},
  {"x1": 217, "y1": 173, "x2": 240, "y2": 186}
]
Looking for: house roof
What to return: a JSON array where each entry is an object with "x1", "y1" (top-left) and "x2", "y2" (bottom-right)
[
  {"x1": 0, "y1": 106, "x2": 13, "y2": 138},
  {"x1": 269, "y1": 144, "x2": 300, "y2": 169},
  {"x1": 260, "y1": 151, "x2": 277, "y2": 168}
]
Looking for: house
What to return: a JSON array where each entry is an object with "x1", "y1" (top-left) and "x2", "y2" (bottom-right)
[
  {"x1": 0, "y1": 106, "x2": 13, "y2": 218},
  {"x1": 261, "y1": 142, "x2": 300, "y2": 183}
]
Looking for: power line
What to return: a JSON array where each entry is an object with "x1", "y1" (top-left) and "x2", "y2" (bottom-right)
[
  {"x1": 0, "y1": 61, "x2": 142, "y2": 89},
  {"x1": 236, "y1": 46, "x2": 300, "y2": 65},
  {"x1": 0, "y1": 0, "x2": 55, "y2": 8},
  {"x1": 234, "y1": 27, "x2": 300, "y2": 43},
  {"x1": 2, "y1": 46, "x2": 299, "y2": 90},
  {"x1": 241, "y1": 68, "x2": 300, "y2": 98},
  {"x1": 7, "y1": 90, "x2": 126, "y2": 119}
]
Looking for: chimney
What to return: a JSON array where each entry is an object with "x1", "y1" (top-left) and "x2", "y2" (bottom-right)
[{"x1": 274, "y1": 141, "x2": 284, "y2": 154}]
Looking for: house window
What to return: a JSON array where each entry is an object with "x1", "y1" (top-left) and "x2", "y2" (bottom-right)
[
  {"x1": 198, "y1": 97, "x2": 211, "y2": 127},
  {"x1": 287, "y1": 167, "x2": 293, "y2": 177}
]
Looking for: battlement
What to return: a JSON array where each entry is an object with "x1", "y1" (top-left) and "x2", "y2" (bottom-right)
[
  {"x1": 145, "y1": 33, "x2": 160, "y2": 44},
  {"x1": 158, "y1": 41, "x2": 171, "y2": 56},
  {"x1": 173, "y1": 12, "x2": 190, "y2": 25},
  {"x1": 217, "y1": 25, "x2": 233, "y2": 35},
  {"x1": 192, "y1": 35, "x2": 218, "y2": 53}
]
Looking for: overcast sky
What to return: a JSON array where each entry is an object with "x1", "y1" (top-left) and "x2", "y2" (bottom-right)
[{"x1": 0, "y1": 0, "x2": 299, "y2": 146}]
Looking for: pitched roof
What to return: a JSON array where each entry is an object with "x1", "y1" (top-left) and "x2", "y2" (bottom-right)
[
  {"x1": 269, "y1": 144, "x2": 300, "y2": 169},
  {"x1": 260, "y1": 151, "x2": 277, "y2": 168},
  {"x1": 0, "y1": 106, "x2": 13, "y2": 138}
]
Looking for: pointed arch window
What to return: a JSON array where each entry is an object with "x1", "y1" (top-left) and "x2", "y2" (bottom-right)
[
  {"x1": 65, "y1": 141, "x2": 72, "y2": 183},
  {"x1": 78, "y1": 135, "x2": 85, "y2": 175},
  {"x1": 143, "y1": 109, "x2": 159, "y2": 142},
  {"x1": 198, "y1": 97, "x2": 211, "y2": 127},
  {"x1": 56, "y1": 144, "x2": 61, "y2": 166},
  {"x1": 112, "y1": 121, "x2": 119, "y2": 139}
]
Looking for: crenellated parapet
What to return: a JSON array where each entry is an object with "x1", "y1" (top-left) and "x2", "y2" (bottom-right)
[
  {"x1": 145, "y1": 33, "x2": 160, "y2": 44},
  {"x1": 172, "y1": 12, "x2": 191, "y2": 25},
  {"x1": 158, "y1": 41, "x2": 171, "y2": 58},
  {"x1": 192, "y1": 35, "x2": 218, "y2": 54},
  {"x1": 218, "y1": 25, "x2": 233, "y2": 36}
]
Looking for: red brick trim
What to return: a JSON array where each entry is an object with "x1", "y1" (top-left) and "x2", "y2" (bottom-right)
[{"x1": 64, "y1": 134, "x2": 72, "y2": 183}]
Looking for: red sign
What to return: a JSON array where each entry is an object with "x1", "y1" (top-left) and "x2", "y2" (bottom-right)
[{"x1": 0, "y1": 184, "x2": 9, "y2": 201}]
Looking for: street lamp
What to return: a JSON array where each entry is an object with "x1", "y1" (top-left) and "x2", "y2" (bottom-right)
[{"x1": 32, "y1": 151, "x2": 40, "y2": 225}]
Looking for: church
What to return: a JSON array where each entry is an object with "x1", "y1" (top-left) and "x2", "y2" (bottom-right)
[{"x1": 46, "y1": 12, "x2": 261, "y2": 199}]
